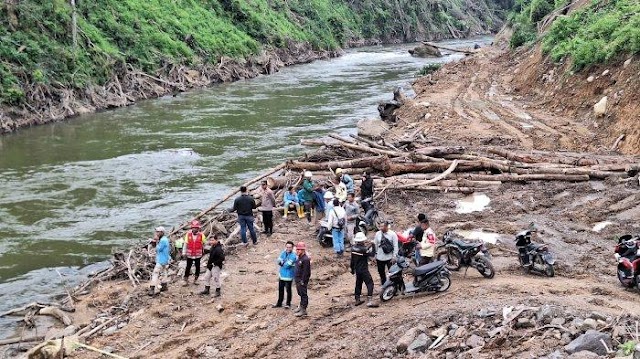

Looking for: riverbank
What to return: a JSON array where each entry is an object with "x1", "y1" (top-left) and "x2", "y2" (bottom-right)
[{"x1": 4, "y1": 39, "x2": 640, "y2": 358}]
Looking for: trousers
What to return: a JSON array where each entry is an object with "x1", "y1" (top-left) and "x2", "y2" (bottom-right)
[
  {"x1": 150, "y1": 263, "x2": 169, "y2": 289},
  {"x1": 203, "y1": 265, "x2": 221, "y2": 289},
  {"x1": 184, "y1": 257, "x2": 201, "y2": 278}
]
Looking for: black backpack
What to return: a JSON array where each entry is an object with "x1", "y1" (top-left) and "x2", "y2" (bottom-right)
[
  {"x1": 380, "y1": 234, "x2": 394, "y2": 254},
  {"x1": 334, "y1": 208, "x2": 345, "y2": 230}
]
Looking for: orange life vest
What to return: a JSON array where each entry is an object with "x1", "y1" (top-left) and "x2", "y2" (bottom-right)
[{"x1": 184, "y1": 232, "x2": 205, "y2": 258}]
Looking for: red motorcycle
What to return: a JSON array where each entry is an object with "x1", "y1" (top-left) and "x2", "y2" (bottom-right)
[{"x1": 614, "y1": 234, "x2": 640, "y2": 289}]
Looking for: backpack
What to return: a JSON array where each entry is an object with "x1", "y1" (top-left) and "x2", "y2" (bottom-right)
[
  {"x1": 380, "y1": 234, "x2": 394, "y2": 254},
  {"x1": 334, "y1": 208, "x2": 345, "y2": 230}
]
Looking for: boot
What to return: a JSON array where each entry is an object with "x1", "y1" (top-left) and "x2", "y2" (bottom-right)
[
  {"x1": 284, "y1": 208, "x2": 289, "y2": 217},
  {"x1": 214, "y1": 288, "x2": 221, "y2": 297},
  {"x1": 297, "y1": 207, "x2": 304, "y2": 219},
  {"x1": 367, "y1": 296, "x2": 379, "y2": 308},
  {"x1": 294, "y1": 307, "x2": 307, "y2": 317},
  {"x1": 147, "y1": 286, "x2": 156, "y2": 297},
  {"x1": 293, "y1": 306, "x2": 302, "y2": 313},
  {"x1": 192, "y1": 276, "x2": 199, "y2": 285},
  {"x1": 199, "y1": 286, "x2": 210, "y2": 295},
  {"x1": 181, "y1": 278, "x2": 189, "y2": 287},
  {"x1": 354, "y1": 296, "x2": 365, "y2": 306},
  {"x1": 160, "y1": 283, "x2": 168, "y2": 292}
]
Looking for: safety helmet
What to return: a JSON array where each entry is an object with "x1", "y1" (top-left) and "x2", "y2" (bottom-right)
[
  {"x1": 190, "y1": 220, "x2": 201, "y2": 229},
  {"x1": 296, "y1": 241, "x2": 306, "y2": 250},
  {"x1": 354, "y1": 232, "x2": 367, "y2": 243},
  {"x1": 155, "y1": 226, "x2": 166, "y2": 233},
  {"x1": 304, "y1": 171, "x2": 313, "y2": 178},
  {"x1": 335, "y1": 168, "x2": 343, "y2": 175},
  {"x1": 323, "y1": 191, "x2": 334, "y2": 200}
]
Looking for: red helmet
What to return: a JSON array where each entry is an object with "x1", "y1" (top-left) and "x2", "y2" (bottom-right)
[
  {"x1": 190, "y1": 220, "x2": 201, "y2": 229},
  {"x1": 296, "y1": 241, "x2": 306, "y2": 250}
]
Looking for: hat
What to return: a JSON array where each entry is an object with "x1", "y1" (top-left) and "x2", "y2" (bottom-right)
[
  {"x1": 296, "y1": 241, "x2": 306, "y2": 250},
  {"x1": 190, "y1": 220, "x2": 202, "y2": 229},
  {"x1": 354, "y1": 232, "x2": 367, "y2": 243},
  {"x1": 304, "y1": 171, "x2": 313, "y2": 178},
  {"x1": 335, "y1": 168, "x2": 343, "y2": 175},
  {"x1": 323, "y1": 191, "x2": 334, "y2": 200},
  {"x1": 155, "y1": 226, "x2": 166, "y2": 233}
]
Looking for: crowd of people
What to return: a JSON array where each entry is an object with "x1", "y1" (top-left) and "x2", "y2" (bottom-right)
[{"x1": 146, "y1": 168, "x2": 437, "y2": 317}]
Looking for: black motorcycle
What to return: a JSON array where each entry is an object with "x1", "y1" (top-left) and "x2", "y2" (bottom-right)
[
  {"x1": 515, "y1": 230, "x2": 555, "y2": 277},
  {"x1": 436, "y1": 231, "x2": 495, "y2": 279},
  {"x1": 379, "y1": 257, "x2": 451, "y2": 302},
  {"x1": 356, "y1": 197, "x2": 380, "y2": 235}
]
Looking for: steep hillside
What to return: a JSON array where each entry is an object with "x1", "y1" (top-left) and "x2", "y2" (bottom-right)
[{"x1": 0, "y1": 0, "x2": 511, "y2": 133}]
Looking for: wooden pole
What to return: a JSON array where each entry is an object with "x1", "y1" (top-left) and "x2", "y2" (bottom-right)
[{"x1": 70, "y1": 0, "x2": 78, "y2": 51}]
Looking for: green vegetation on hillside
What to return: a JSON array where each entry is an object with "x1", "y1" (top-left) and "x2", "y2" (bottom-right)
[
  {"x1": 0, "y1": 0, "x2": 509, "y2": 105},
  {"x1": 508, "y1": 0, "x2": 640, "y2": 70}
]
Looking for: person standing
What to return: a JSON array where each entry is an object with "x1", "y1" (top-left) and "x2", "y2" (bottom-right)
[
  {"x1": 334, "y1": 178, "x2": 347, "y2": 204},
  {"x1": 410, "y1": 213, "x2": 426, "y2": 265},
  {"x1": 294, "y1": 242, "x2": 311, "y2": 317},
  {"x1": 350, "y1": 232, "x2": 378, "y2": 307},
  {"x1": 373, "y1": 221, "x2": 399, "y2": 285},
  {"x1": 260, "y1": 180, "x2": 276, "y2": 236},
  {"x1": 344, "y1": 193, "x2": 360, "y2": 245},
  {"x1": 284, "y1": 186, "x2": 302, "y2": 219},
  {"x1": 299, "y1": 172, "x2": 315, "y2": 225},
  {"x1": 182, "y1": 220, "x2": 206, "y2": 286},
  {"x1": 335, "y1": 168, "x2": 355, "y2": 194},
  {"x1": 327, "y1": 198, "x2": 346, "y2": 257},
  {"x1": 200, "y1": 233, "x2": 225, "y2": 297},
  {"x1": 416, "y1": 218, "x2": 437, "y2": 266},
  {"x1": 360, "y1": 172, "x2": 374, "y2": 200},
  {"x1": 148, "y1": 226, "x2": 170, "y2": 296},
  {"x1": 273, "y1": 241, "x2": 297, "y2": 309},
  {"x1": 231, "y1": 186, "x2": 258, "y2": 245}
]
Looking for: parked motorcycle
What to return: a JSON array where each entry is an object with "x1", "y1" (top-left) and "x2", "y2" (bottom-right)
[
  {"x1": 379, "y1": 256, "x2": 451, "y2": 302},
  {"x1": 614, "y1": 234, "x2": 640, "y2": 289},
  {"x1": 317, "y1": 221, "x2": 334, "y2": 248},
  {"x1": 356, "y1": 197, "x2": 380, "y2": 235},
  {"x1": 515, "y1": 230, "x2": 555, "y2": 277},
  {"x1": 436, "y1": 231, "x2": 495, "y2": 279}
]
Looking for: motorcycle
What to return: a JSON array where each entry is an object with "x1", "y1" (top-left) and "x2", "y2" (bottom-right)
[
  {"x1": 379, "y1": 256, "x2": 451, "y2": 302},
  {"x1": 614, "y1": 234, "x2": 640, "y2": 289},
  {"x1": 316, "y1": 220, "x2": 334, "y2": 248},
  {"x1": 356, "y1": 197, "x2": 380, "y2": 235},
  {"x1": 436, "y1": 231, "x2": 495, "y2": 279},
  {"x1": 515, "y1": 230, "x2": 555, "y2": 277}
]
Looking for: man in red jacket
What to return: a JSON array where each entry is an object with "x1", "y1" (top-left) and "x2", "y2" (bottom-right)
[{"x1": 182, "y1": 220, "x2": 206, "y2": 286}]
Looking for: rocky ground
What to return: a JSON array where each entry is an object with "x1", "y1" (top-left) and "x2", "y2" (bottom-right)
[{"x1": 4, "y1": 42, "x2": 640, "y2": 359}]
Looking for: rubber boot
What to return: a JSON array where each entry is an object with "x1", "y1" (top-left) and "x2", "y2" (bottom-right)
[
  {"x1": 147, "y1": 286, "x2": 156, "y2": 297},
  {"x1": 214, "y1": 288, "x2": 221, "y2": 297},
  {"x1": 297, "y1": 206, "x2": 304, "y2": 219},
  {"x1": 295, "y1": 307, "x2": 307, "y2": 317},
  {"x1": 160, "y1": 283, "x2": 168, "y2": 292},
  {"x1": 284, "y1": 208, "x2": 289, "y2": 218},
  {"x1": 367, "y1": 296, "x2": 379, "y2": 308},
  {"x1": 354, "y1": 296, "x2": 365, "y2": 306},
  {"x1": 199, "y1": 286, "x2": 210, "y2": 295}
]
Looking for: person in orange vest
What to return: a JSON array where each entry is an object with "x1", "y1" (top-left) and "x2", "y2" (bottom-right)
[{"x1": 182, "y1": 220, "x2": 206, "y2": 286}]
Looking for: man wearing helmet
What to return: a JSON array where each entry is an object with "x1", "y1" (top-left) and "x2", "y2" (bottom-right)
[
  {"x1": 350, "y1": 232, "x2": 378, "y2": 307},
  {"x1": 294, "y1": 241, "x2": 311, "y2": 317},
  {"x1": 182, "y1": 220, "x2": 206, "y2": 286}
]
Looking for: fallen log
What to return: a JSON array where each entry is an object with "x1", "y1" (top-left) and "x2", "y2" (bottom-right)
[
  {"x1": 0, "y1": 302, "x2": 47, "y2": 317},
  {"x1": 39, "y1": 306, "x2": 73, "y2": 326},
  {"x1": 415, "y1": 146, "x2": 466, "y2": 157},
  {"x1": 348, "y1": 134, "x2": 395, "y2": 151},
  {"x1": 422, "y1": 41, "x2": 476, "y2": 55},
  {"x1": 374, "y1": 179, "x2": 502, "y2": 188},
  {"x1": 266, "y1": 173, "x2": 299, "y2": 190},
  {"x1": 287, "y1": 156, "x2": 384, "y2": 171},
  {"x1": 0, "y1": 335, "x2": 45, "y2": 346},
  {"x1": 391, "y1": 173, "x2": 591, "y2": 182},
  {"x1": 328, "y1": 134, "x2": 404, "y2": 157}
]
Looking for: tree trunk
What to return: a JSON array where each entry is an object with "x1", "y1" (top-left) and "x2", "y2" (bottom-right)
[{"x1": 287, "y1": 155, "x2": 385, "y2": 171}]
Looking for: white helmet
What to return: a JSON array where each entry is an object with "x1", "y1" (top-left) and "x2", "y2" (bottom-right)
[
  {"x1": 155, "y1": 226, "x2": 166, "y2": 233},
  {"x1": 323, "y1": 191, "x2": 334, "y2": 200},
  {"x1": 304, "y1": 171, "x2": 313, "y2": 178},
  {"x1": 354, "y1": 232, "x2": 367, "y2": 243}
]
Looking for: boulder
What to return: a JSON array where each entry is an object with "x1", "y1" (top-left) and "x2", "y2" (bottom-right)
[
  {"x1": 357, "y1": 118, "x2": 389, "y2": 139},
  {"x1": 465, "y1": 334, "x2": 485, "y2": 348},
  {"x1": 567, "y1": 351, "x2": 600, "y2": 359},
  {"x1": 579, "y1": 318, "x2": 597, "y2": 331},
  {"x1": 587, "y1": 75, "x2": 595, "y2": 83},
  {"x1": 589, "y1": 312, "x2": 607, "y2": 321},
  {"x1": 593, "y1": 96, "x2": 608, "y2": 117},
  {"x1": 565, "y1": 330, "x2": 612, "y2": 356},
  {"x1": 408, "y1": 333, "x2": 432, "y2": 354},
  {"x1": 408, "y1": 44, "x2": 443, "y2": 58},
  {"x1": 397, "y1": 327, "x2": 419, "y2": 353},
  {"x1": 430, "y1": 326, "x2": 448, "y2": 338},
  {"x1": 551, "y1": 318, "x2": 566, "y2": 326},
  {"x1": 536, "y1": 304, "x2": 563, "y2": 324},
  {"x1": 517, "y1": 317, "x2": 535, "y2": 328}
]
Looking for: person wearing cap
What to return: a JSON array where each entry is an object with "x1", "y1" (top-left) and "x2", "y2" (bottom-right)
[
  {"x1": 284, "y1": 186, "x2": 303, "y2": 219},
  {"x1": 360, "y1": 172, "x2": 374, "y2": 200},
  {"x1": 231, "y1": 186, "x2": 258, "y2": 245},
  {"x1": 200, "y1": 233, "x2": 225, "y2": 297},
  {"x1": 344, "y1": 193, "x2": 360, "y2": 245},
  {"x1": 373, "y1": 220, "x2": 399, "y2": 285},
  {"x1": 182, "y1": 220, "x2": 207, "y2": 286},
  {"x1": 299, "y1": 171, "x2": 315, "y2": 225},
  {"x1": 415, "y1": 217, "x2": 437, "y2": 265},
  {"x1": 294, "y1": 241, "x2": 311, "y2": 317},
  {"x1": 335, "y1": 168, "x2": 354, "y2": 194},
  {"x1": 350, "y1": 232, "x2": 378, "y2": 307},
  {"x1": 259, "y1": 180, "x2": 277, "y2": 236},
  {"x1": 327, "y1": 198, "x2": 346, "y2": 257},
  {"x1": 272, "y1": 241, "x2": 297, "y2": 309},
  {"x1": 148, "y1": 226, "x2": 170, "y2": 296}
]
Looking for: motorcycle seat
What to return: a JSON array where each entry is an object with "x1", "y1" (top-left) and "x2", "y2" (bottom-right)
[
  {"x1": 413, "y1": 260, "x2": 445, "y2": 276},
  {"x1": 453, "y1": 239, "x2": 478, "y2": 249}
]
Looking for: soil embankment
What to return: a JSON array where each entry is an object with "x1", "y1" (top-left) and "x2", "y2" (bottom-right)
[{"x1": 4, "y1": 39, "x2": 640, "y2": 358}]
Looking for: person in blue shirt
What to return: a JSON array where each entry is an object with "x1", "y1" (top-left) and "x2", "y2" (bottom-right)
[
  {"x1": 149, "y1": 226, "x2": 170, "y2": 296},
  {"x1": 284, "y1": 186, "x2": 303, "y2": 218},
  {"x1": 336, "y1": 168, "x2": 355, "y2": 194},
  {"x1": 272, "y1": 241, "x2": 298, "y2": 308}
]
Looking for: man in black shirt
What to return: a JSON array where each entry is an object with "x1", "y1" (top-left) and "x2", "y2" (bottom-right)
[
  {"x1": 231, "y1": 186, "x2": 258, "y2": 245},
  {"x1": 410, "y1": 213, "x2": 426, "y2": 265},
  {"x1": 294, "y1": 242, "x2": 311, "y2": 317}
]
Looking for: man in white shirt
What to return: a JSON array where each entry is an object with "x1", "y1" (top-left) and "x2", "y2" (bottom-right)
[
  {"x1": 327, "y1": 198, "x2": 346, "y2": 257},
  {"x1": 373, "y1": 221, "x2": 399, "y2": 285}
]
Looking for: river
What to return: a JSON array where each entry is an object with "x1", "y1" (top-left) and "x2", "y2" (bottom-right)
[{"x1": 0, "y1": 37, "x2": 490, "y2": 337}]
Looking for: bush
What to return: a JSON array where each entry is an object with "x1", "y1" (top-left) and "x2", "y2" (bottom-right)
[
  {"x1": 417, "y1": 63, "x2": 442, "y2": 76},
  {"x1": 529, "y1": 0, "x2": 553, "y2": 22}
]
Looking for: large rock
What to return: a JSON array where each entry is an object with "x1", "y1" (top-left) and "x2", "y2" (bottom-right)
[
  {"x1": 565, "y1": 330, "x2": 612, "y2": 356},
  {"x1": 567, "y1": 351, "x2": 600, "y2": 359},
  {"x1": 357, "y1": 118, "x2": 389, "y2": 139},
  {"x1": 408, "y1": 333, "x2": 432, "y2": 354},
  {"x1": 536, "y1": 304, "x2": 563, "y2": 324},
  {"x1": 593, "y1": 96, "x2": 608, "y2": 117},
  {"x1": 465, "y1": 334, "x2": 485, "y2": 348},
  {"x1": 408, "y1": 44, "x2": 443, "y2": 57},
  {"x1": 397, "y1": 327, "x2": 419, "y2": 353}
]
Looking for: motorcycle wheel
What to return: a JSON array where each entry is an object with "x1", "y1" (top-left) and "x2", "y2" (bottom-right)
[
  {"x1": 617, "y1": 267, "x2": 635, "y2": 288},
  {"x1": 544, "y1": 263, "x2": 555, "y2": 277},
  {"x1": 380, "y1": 285, "x2": 397, "y2": 302},
  {"x1": 476, "y1": 257, "x2": 495, "y2": 279},
  {"x1": 436, "y1": 275, "x2": 451, "y2": 292},
  {"x1": 436, "y1": 248, "x2": 462, "y2": 271}
]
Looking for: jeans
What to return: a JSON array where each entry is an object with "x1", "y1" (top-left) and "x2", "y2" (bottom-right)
[
  {"x1": 238, "y1": 215, "x2": 257, "y2": 244},
  {"x1": 355, "y1": 271, "x2": 374, "y2": 297},
  {"x1": 262, "y1": 210, "x2": 273, "y2": 234},
  {"x1": 184, "y1": 257, "x2": 201, "y2": 279},
  {"x1": 376, "y1": 259, "x2": 392, "y2": 285},
  {"x1": 296, "y1": 281, "x2": 308, "y2": 309},
  {"x1": 277, "y1": 279, "x2": 293, "y2": 306},
  {"x1": 332, "y1": 228, "x2": 345, "y2": 254}
]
